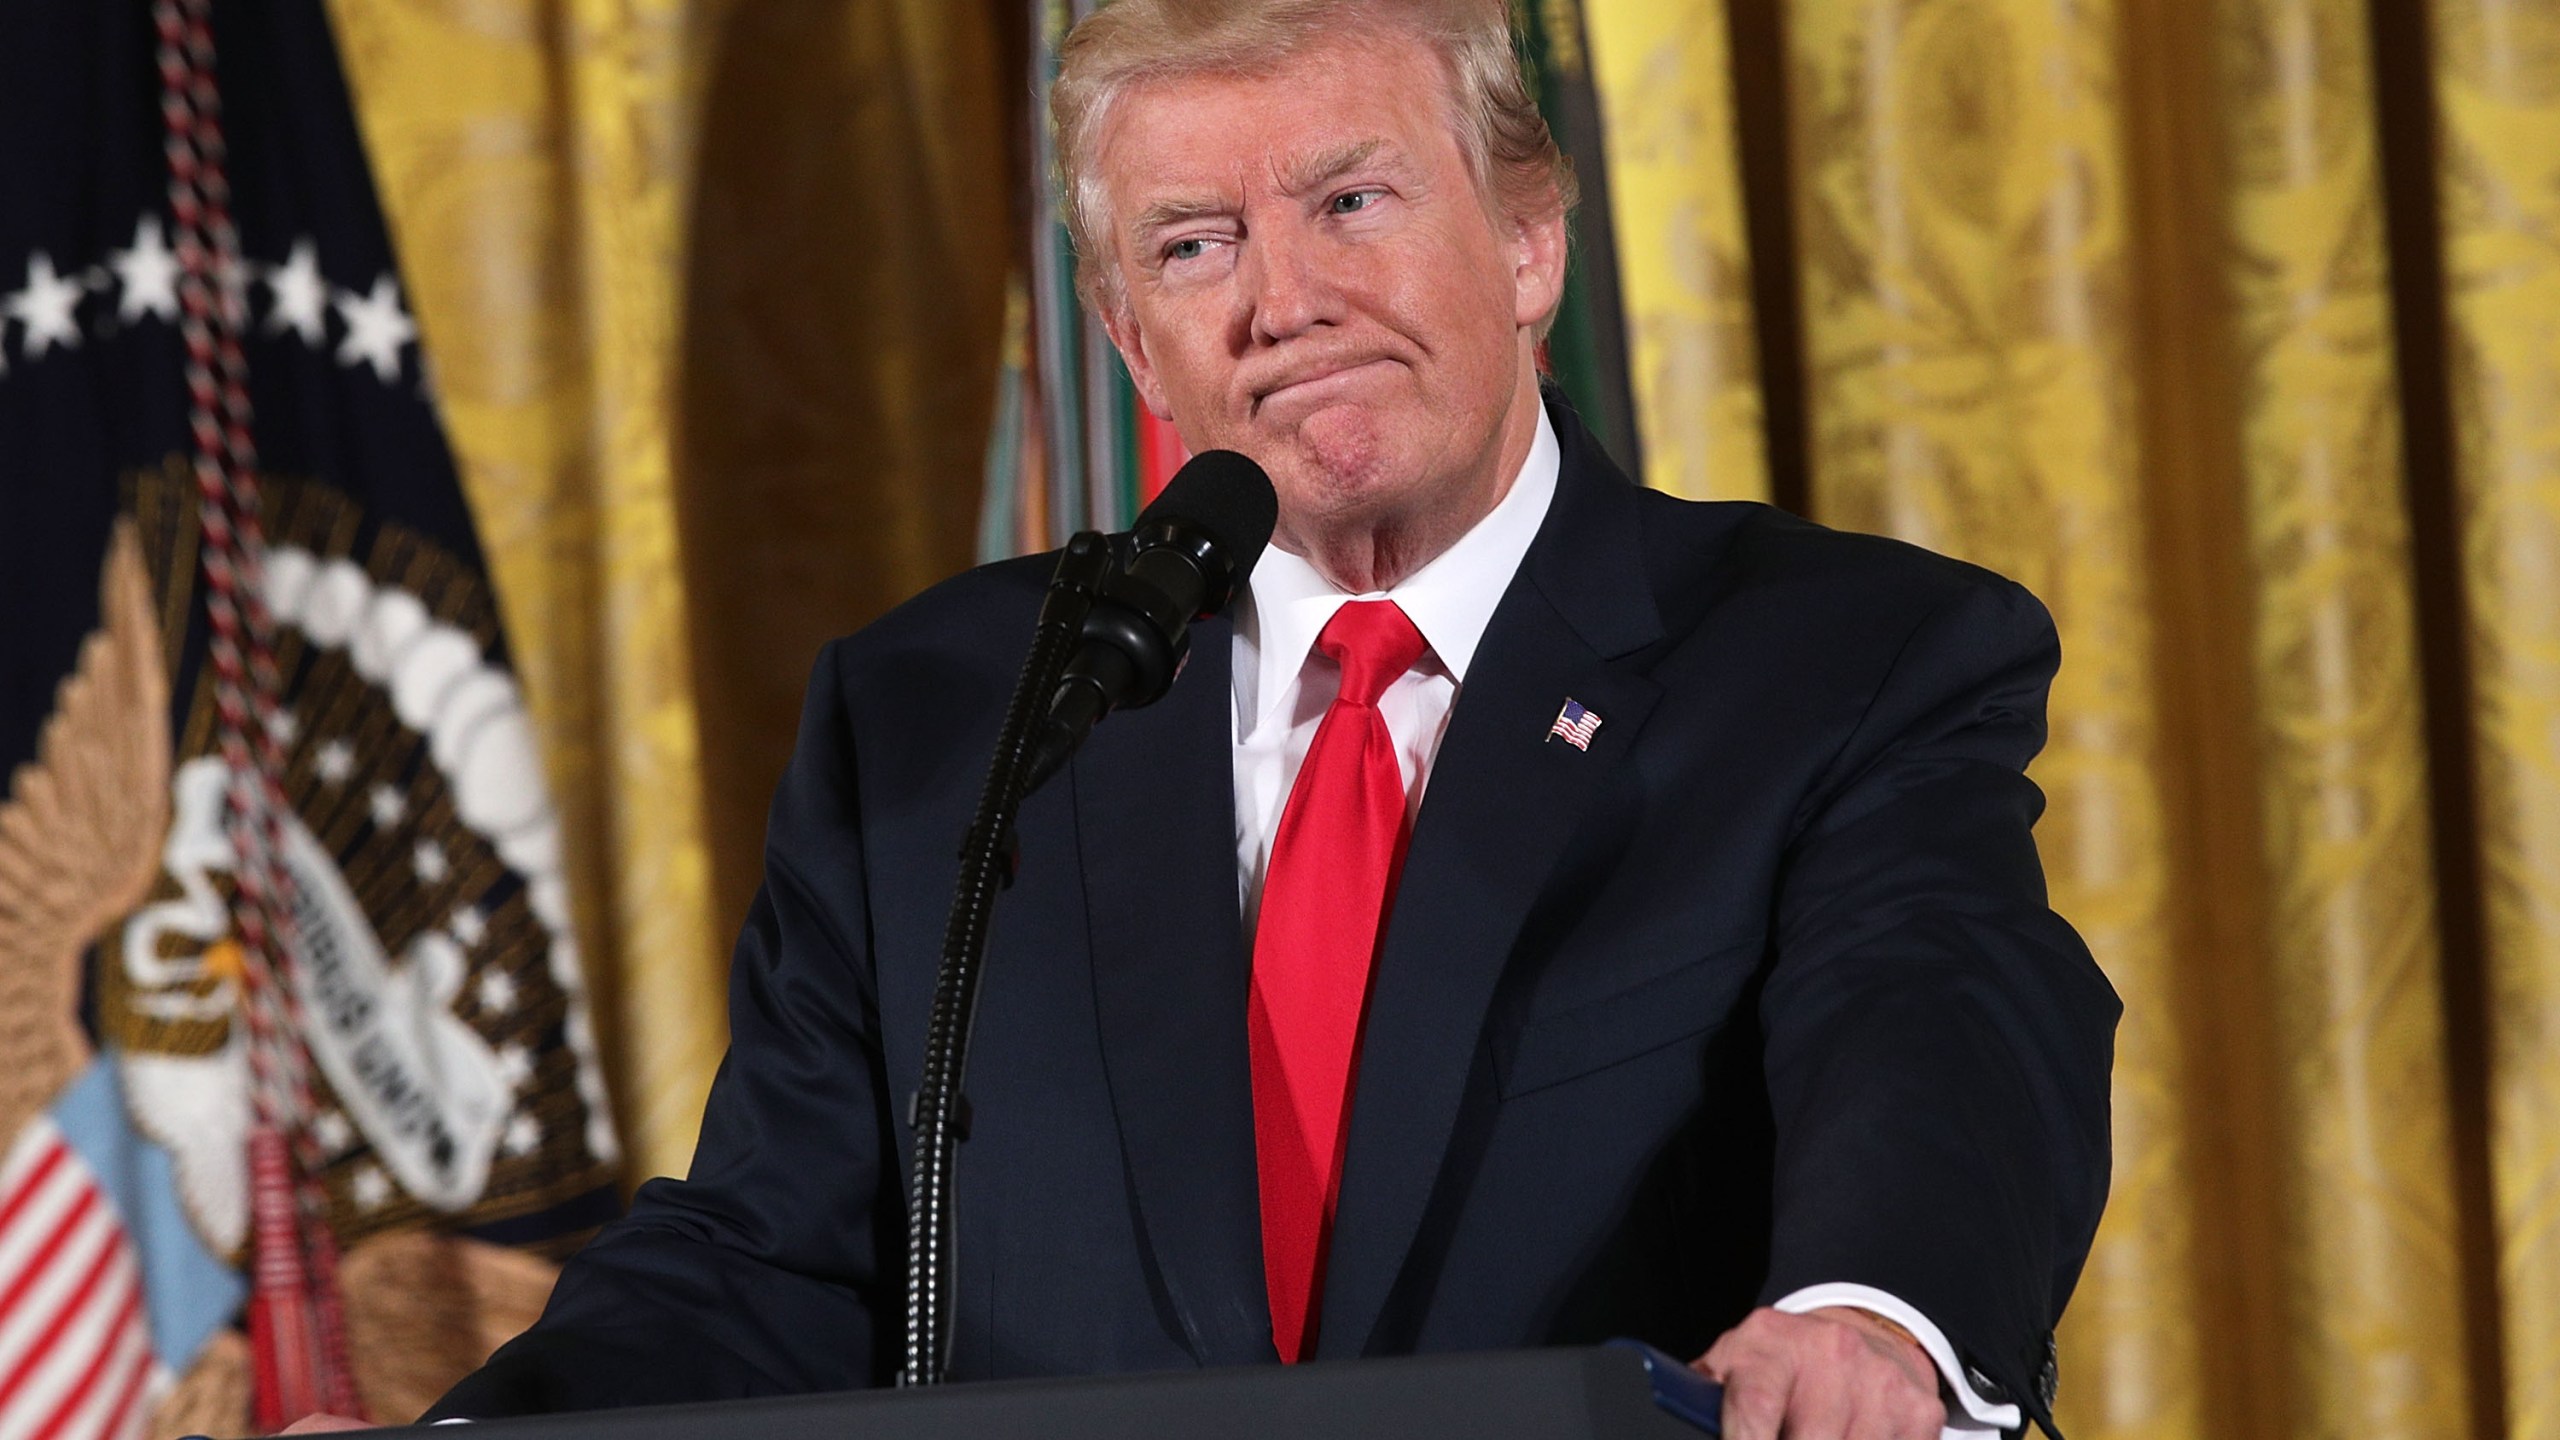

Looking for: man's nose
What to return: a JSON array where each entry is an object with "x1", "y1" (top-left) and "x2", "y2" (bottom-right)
[{"x1": 1242, "y1": 223, "x2": 1342, "y2": 345}]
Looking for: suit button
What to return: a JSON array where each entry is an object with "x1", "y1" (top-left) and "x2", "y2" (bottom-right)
[{"x1": 1961, "y1": 1358, "x2": 2013, "y2": 1406}]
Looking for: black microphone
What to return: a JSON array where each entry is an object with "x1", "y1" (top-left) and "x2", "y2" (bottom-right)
[{"x1": 1022, "y1": 450, "x2": 1278, "y2": 795}]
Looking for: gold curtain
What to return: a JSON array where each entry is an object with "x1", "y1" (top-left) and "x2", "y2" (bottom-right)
[
  {"x1": 1583, "y1": 0, "x2": 1770, "y2": 501},
  {"x1": 1771, "y1": 0, "x2": 2554, "y2": 1435},
  {"x1": 674, "y1": 0, "x2": 1010, "y2": 970},
  {"x1": 324, "y1": 0, "x2": 725, "y2": 1188},
  {"x1": 328, "y1": 0, "x2": 1010, "y2": 1186},
  {"x1": 1780, "y1": 6, "x2": 2213, "y2": 1434},
  {"x1": 2213, "y1": 5, "x2": 2468, "y2": 1434},
  {"x1": 2431, "y1": 4, "x2": 2560, "y2": 1435}
]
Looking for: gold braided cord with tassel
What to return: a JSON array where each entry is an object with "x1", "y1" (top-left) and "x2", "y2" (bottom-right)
[{"x1": 157, "y1": 0, "x2": 362, "y2": 1421}]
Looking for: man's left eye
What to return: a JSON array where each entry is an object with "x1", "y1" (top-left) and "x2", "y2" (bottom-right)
[{"x1": 1329, "y1": 191, "x2": 1379, "y2": 215}]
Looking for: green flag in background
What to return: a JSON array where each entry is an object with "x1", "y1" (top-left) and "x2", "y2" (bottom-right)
[{"x1": 1516, "y1": 0, "x2": 1644, "y2": 479}]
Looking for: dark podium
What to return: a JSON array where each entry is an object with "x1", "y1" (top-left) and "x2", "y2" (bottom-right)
[{"x1": 380, "y1": 1344, "x2": 1722, "y2": 1438}]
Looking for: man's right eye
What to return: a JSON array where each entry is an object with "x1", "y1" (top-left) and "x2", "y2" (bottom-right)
[{"x1": 1165, "y1": 238, "x2": 1208, "y2": 262}]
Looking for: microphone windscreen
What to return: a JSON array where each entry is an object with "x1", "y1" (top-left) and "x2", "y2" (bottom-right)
[{"x1": 1136, "y1": 449, "x2": 1278, "y2": 577}]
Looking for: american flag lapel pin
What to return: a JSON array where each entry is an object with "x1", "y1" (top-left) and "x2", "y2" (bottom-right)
[{"x1": 1547, "y1": 698, "x2": 1602, "y2": 751}]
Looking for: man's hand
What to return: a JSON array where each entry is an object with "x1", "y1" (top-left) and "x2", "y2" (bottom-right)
[
  {"x1": 1694, "y1": 1306, "x2": 1947, "y2": 1440},
  {"x1": 279, "y1": 1415, "x2": 374, "y2": 1433}
]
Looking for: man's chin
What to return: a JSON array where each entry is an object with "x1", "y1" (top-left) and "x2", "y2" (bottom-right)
[
  {"x1": 1267, "y1": 450, "x2": 1412, "y2": 529},
  {"x1": 1281, "y1": 405, "x2": 1400, "y2": 488}
]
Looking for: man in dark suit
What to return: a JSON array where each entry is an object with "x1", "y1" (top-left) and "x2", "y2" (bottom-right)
[{"x1": 413, "y1": 3, "x2": 2118, "y2": 1437}]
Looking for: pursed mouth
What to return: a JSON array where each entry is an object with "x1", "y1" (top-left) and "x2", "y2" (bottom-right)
[{"x1": 1251, "y1": 357, "x2": 1397, "y2": 414}]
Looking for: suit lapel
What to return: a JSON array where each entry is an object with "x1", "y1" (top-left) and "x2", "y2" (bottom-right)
[
  {"x1": 1073, "y1": 619, "x2": 1274, "y2": 1366},
  {"x1": 1317, "y1": 401, "x2": 1666, "y2": 1358}
]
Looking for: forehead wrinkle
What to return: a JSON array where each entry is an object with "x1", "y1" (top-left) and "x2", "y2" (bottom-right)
[{"x1": 1269, "y1": 137, "x2": 1391, "y2": 198}]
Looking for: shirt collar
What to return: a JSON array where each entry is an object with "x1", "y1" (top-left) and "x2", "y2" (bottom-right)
[{"x1": 1235, "y1": 402, "x2": 1561, "y2": 732}]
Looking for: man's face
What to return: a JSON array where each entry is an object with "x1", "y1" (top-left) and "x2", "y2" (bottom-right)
[{"x1": 1092, "y1": 29, "x2": 1566, "y2": 558}]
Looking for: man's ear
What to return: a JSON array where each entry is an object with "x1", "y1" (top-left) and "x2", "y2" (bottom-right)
[
  {"x1": 1511, "y1": 205, "x2": 1569, "y2": 332},
  {"x1": 1100, "y1": 300, "x2": 1176, "y2": 421}
]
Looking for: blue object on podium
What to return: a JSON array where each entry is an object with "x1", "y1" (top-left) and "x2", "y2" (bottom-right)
[{"x1": 371, "y1": 1344, "x2": 1723, "y2": 1437}]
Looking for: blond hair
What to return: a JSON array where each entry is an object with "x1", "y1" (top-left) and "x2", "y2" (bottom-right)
[{"x1": 1052, "y1": 0, "x2": 1577, "y2": 317}]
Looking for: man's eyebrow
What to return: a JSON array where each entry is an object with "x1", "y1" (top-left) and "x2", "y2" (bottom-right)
[
  {"x1": 1129, "y1": 195, "x2": 1235, "y2": 243},
  {"x1": 1124, "y1": 140, "x2": 1405, "y2": 249},
  {"x1": 1273, "y1": 138, "x2": 1393, "y2": 197}
]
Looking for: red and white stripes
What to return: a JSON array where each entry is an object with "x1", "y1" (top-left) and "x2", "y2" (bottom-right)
[
  {"x1": 153, "y1": 0, "x2": 361, "y2": 1425},
  {"x1": 0, "y1": 1122, "x2": 161, "y2": 1440}
]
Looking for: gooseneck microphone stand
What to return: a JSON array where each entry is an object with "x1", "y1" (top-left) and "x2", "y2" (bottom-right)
[
  {"x1": 897, "y1": 449, "x2": 1274, "y2": 1389},
  {"x1": 900, "y1": 530, "x2": 1114, "y2": 1388}
]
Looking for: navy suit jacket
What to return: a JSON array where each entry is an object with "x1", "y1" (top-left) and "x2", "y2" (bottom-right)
[{"x1": 433, "y1": 399, "x2": 2118, "y2": 1435}]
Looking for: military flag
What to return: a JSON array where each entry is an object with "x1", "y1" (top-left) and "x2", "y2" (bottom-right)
[
  {"x1": 1515, "y1": 0, "x2": 1644, "y2": 477},
  {"x1": 979, "y1": 0, "x2": 1195, "y2": 561},
  {"x1": 0, "y1": 2, "x2": 618, "y2": 1431}
]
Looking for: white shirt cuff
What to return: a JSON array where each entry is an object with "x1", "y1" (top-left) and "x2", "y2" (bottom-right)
[{"x1": 1773, "y1": 1282, "x2": 2023, "y2": 1437}]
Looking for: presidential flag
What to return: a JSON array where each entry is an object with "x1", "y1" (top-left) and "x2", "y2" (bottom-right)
[{"x1": 2, "y1": 2, "x2": 617, "y2": 1431}]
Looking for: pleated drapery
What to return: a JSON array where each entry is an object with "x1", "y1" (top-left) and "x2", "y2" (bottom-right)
[
  {"x1": 325, "y1": 0, "x2": 727, "y2": 1190},
  {"x1": 2430, "y1": 2, "x2": 2560, "y2": 1433},
  {"x1": 2215, "y1": 4, "x2": 2471, "y2": 1434},
  {"x1": 1583, "y1": 0, "x2": 1770, "y2": 501},
  {"x1": 325, "y1": 0, "x2": 1007, "y2": 1187},
  {"x1": 1773, "y1": 6, "x2": 2211, "y2": 1433}
]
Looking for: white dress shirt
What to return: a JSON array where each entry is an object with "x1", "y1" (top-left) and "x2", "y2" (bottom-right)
[{"x1": 1229, "y1": 406, "x2": 2021, "y2": 1438}]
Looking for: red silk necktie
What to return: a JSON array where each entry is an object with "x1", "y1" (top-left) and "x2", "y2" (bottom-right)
[{"x1": 1249, "y1": 599, "x2": 1428, "y2": 1363}]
